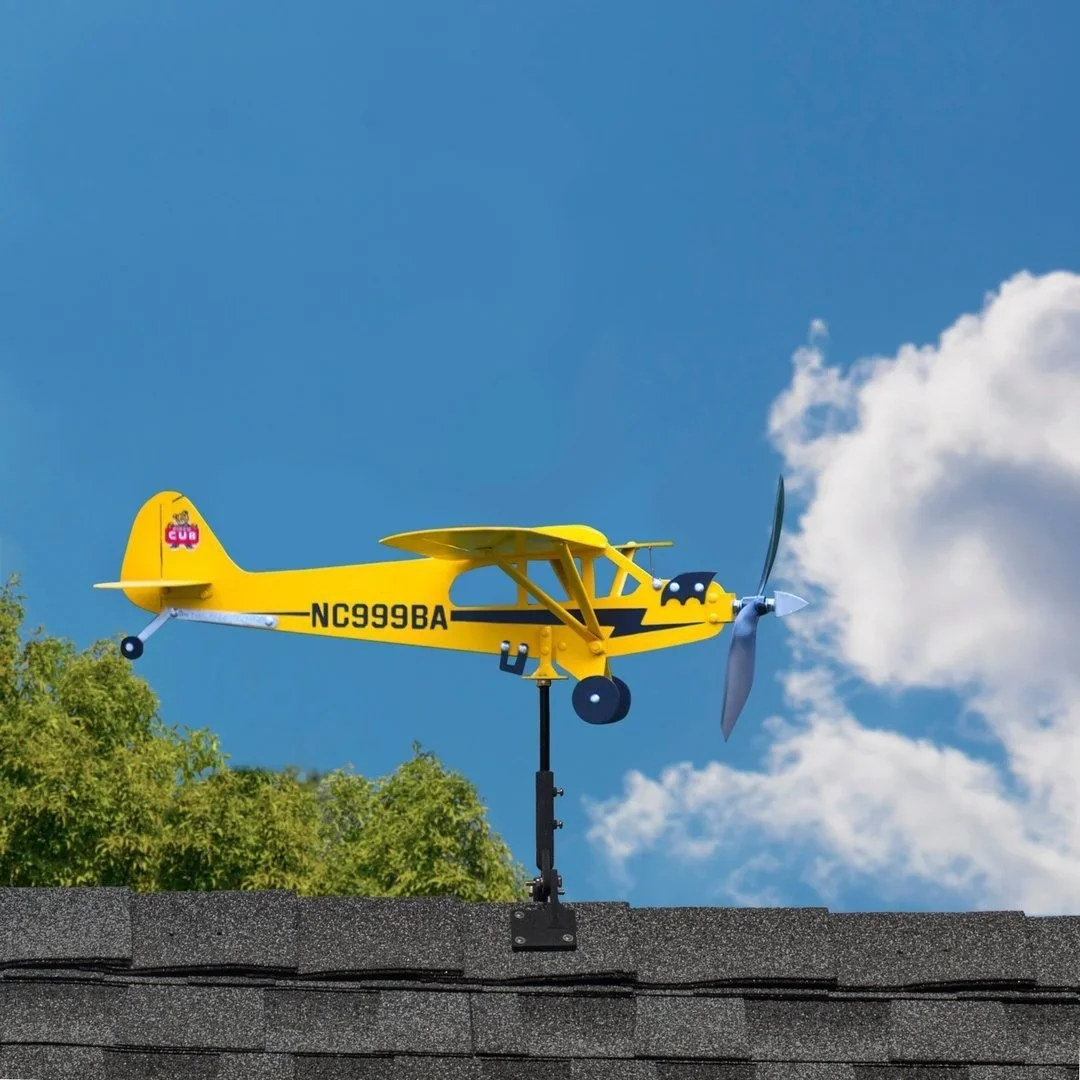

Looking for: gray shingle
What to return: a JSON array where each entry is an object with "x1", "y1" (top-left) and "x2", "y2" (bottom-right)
[
  {"x1": 969, "y1": 1068, "x2": 1077, "y2": 1079},
  {"x1": 218, "y1": 1053, "x2": 298, "y2": 1079},
  {"x1": 634, "y1": 993, "x2": 749, "y2": 1059},
  {"x1": 0, "y1": 886, "x2": 131, "y2": 965},
  {"x1": 569, "y1": 1061, "x2": 660, "y2": 1079},
  {"x1": 461, "y1": 901, "x2": 634, "y2": 982},
  {"x1": 131, "y1": 890, "x2": 298, "y2": 972},
  {"x1": 266, "y1": 988, "x2": 380, "y2": 1054},
  {"x1": 632, "y1": 907, "x2": 833, "y2": 985},
  {"x1": 653, "y1": 1065, "x2": 756, "y2": 1079},
  {"x1": 375, "y1": 989, "x2": 472, "y2": 1053},
  {"x1": 297, "y1": 898, "x2": 463, "y2": 976},
  {"x1": 471, "y1": 988, "x2": 637, "y2": 1058},
  {"x1": 416, "y1": 1063, "x2": 660, "y2": 1080},
  {"x1": 0, "y1": 1044, "x2": 106, "y2": 1080},
  {"x1": 833, "y1": 913, "x2": 1031, "y2": 987},
  {"x1": 755, "y1": 1066, "x2": 857, "y2": 1079},
  {"x1": 1004, "y1": 1003, "x2": 1080, "y2": 1065},
  {"x1": 1024, "y1": 918, "x2": 1080, "y2": 989},
  {"x1": 105, "y1": 1051, "x2": 221, "y2": 1079},
  {"x1": 474, "y1": 1061, "x2": 573, "y2": 1080},
  {"x1": 889, "y1": 1000, "x2": 1013, "y2": 1064},
  {"x1": 391, "y1": 1057, "x2": 483, "y2": 1079},
  {"x1": 264, "y1": 987, "x2": 471, "y2": 1055},
  {"x1": 852, "y1": 1069, "x2": 971, "y2": 1078},
  {"x1": 114, "y1": 983, "x2": 266, "y2": 1050},
  {"x1": 744, "y1": 997, "x2": 888, "y2": 1062},
  {"x1": 293, "y1": 1055, "x2": 396, "y2": 1079},
  {"x1": 0, "y1": 978, "x2": 122, "y2": 1044}
]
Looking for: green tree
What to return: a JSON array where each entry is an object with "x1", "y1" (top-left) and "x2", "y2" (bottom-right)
[{"x1": 0, "y1": 575, "x2": 528, "y2": 900}]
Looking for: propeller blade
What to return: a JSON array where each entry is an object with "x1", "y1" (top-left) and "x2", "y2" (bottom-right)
[
  {"x1": 756, "y1": 475, "x2": 786, "y2": 596},
  {"x1": 772, "y1": 590, "x2": 809, "y2": 617},
  {"x1": 720, "y1": 602, "x2": 762, "y2": 741}
]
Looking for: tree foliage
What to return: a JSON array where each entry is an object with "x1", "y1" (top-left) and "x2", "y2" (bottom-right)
[{"x1": 0, "y1": 575, "x2": 528, "y2": 900}]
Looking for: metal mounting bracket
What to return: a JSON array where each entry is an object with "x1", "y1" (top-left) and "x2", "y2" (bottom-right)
[
  {"x1": 499, "y1": 640, "x2": 529, "y2": 675},
  {"x1": 510, "y1": 902, "x2": 578, "y2": 951}
]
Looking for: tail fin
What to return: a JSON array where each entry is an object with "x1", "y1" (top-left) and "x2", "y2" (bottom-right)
[{"x1": 94, "y1": 491, "x2": 242, "y2": 610}]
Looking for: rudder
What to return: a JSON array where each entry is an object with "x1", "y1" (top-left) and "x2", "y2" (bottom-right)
[
  {"x1": 95, "y1": 491, "x2": 242, "y2": 611},
  {"x1": 127, "y1": 491, "x2": 240, "y2": 582}
]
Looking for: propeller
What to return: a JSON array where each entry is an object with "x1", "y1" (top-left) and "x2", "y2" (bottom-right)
[{"x1": 720, "y1": 476, "x2": 809, "y2": 741}]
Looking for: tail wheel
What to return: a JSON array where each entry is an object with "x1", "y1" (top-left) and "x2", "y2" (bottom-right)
[
  {"x1": 573, "y1": 675, "x2": 631, "y2": 725},
  {"x1": 120, "y1": 636, "x2": 144, "y2": 660}
]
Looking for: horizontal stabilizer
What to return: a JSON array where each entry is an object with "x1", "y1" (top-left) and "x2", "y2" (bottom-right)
[
  {"x1": 93, "y1": 579, "x2": 211, "y2": 590},
  {"x1": 615, "y1": 540, "x2": 674, "y2": 551}
]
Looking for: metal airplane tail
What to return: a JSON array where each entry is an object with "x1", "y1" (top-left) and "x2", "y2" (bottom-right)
[{"x1": 94, "y1": 491, "x2": 241, "y2": 612}]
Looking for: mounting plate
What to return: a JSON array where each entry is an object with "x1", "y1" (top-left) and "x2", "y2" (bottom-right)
[{"x1": 510, "y1": 903, "x2": 578, "y2": 951}]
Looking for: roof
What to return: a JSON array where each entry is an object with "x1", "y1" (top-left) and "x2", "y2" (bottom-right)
[{"x1": 1, "y1": 888, "x2": 1078, "y2": 1078}]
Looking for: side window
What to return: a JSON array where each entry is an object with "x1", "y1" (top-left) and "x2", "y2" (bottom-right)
[{"x1": 449, "y1": 565, "x2": 518, "y2": 607}]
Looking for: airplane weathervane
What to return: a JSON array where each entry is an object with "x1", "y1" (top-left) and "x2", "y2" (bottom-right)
[{"x1": 95, "y1": 479, "x2": 807, "y2": 948}]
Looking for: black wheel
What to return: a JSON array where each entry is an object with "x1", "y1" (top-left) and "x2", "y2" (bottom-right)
[
  {"x1": 611, "y1": 676, "x2": 631, "y2": 722},
  {"x1": 120, "y1": 636, "x2": 144, "y2": 661},
  {"x1": 573, "y1": 675, "x2": 622, "y2": 725}
]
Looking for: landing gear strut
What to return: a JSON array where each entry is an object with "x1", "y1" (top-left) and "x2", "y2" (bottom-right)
[
  {"x1": 510, "y1": 678, "x2": 578, "y2": 951},
  {"x1": 117, "y1": 608, "x2": 280, "y2": 660}
]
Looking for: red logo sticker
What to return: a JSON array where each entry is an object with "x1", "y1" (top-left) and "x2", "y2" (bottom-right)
[{"x1": 165, "y1": 510, "x2": 200, "y2": 550}]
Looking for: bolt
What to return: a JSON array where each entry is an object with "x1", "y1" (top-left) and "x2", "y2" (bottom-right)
[
  {"x1": 555, "y1": 820, "x2": 563, "y2": 829},
  {"x1": 554, "y1": 787, "x2": 564, "y2": 797},
  {"x1": 514, "y1": 936, "x2": 526, "y2": 945},
  {"x1": 514, "y1": 910, "x2": 524, "y2": 920},
  {"x1": 562, "y1": 933, "x2": 574, "y2": 943}
]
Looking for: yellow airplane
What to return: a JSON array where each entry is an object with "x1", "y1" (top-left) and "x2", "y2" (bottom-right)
[{"x1": 95, "y1": 483, "x2": 807, "y2": 736}]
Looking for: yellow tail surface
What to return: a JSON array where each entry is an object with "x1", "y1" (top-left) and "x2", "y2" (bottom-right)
[{"x1": 94, "y1": 491, "x2": 241, "y2": 612}]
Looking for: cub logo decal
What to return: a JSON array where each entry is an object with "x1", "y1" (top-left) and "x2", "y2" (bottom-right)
[{"x1": 165, "y1": 510, "x2": 200, "y2": 550}]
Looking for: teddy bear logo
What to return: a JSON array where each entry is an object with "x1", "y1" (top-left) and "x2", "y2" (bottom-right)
[{"x1": 165, "y1": 510, "x2": 200, "y2": 550}]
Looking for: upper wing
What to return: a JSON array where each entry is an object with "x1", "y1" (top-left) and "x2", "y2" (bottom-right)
[{"x1": 379, "y1": 525, "x2": 610, "y2": 561}]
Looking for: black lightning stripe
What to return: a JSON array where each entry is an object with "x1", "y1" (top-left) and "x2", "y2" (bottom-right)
[{"x1": 449, "y1": 607, "x2": 690, "y2": 637}]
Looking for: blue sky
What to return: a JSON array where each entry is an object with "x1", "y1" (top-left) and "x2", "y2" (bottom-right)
[{"x1": 3, "y1": 2, "x2": 1080, "y2": 913}]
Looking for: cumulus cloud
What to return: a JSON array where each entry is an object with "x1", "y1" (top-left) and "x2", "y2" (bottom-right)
[{"x1": 585, "y1": 270, "x2": 1080, "y2": 914}]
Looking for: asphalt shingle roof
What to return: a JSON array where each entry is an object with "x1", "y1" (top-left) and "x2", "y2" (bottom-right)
[{"x1": 1, "y1": 888, "x2": 1078, "y2": 1078}]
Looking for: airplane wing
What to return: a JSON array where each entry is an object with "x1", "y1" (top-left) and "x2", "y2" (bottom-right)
[{"x1": 379, "y1": 525, "x2": 610, "y2": 561}]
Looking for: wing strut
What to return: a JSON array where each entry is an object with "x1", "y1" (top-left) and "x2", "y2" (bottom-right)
[
  {"x1": 493, "y1": 558, "x2": 600, "y2": 643},
  {"x1": 554, "y1": 543, "x2": 603, "y2": 639}
]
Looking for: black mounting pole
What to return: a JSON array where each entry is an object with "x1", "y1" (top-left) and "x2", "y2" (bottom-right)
[
  {"x1": 533, "y1": 679, "x2": 558, "y2": 904},
  {"x1": 510, "y1": 678, "x2": 578, "y2": 951}
]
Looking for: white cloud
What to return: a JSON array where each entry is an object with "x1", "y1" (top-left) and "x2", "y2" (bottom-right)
[{"x1": 585, "y1": 270, "x2": 1080, "y2": 914}]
